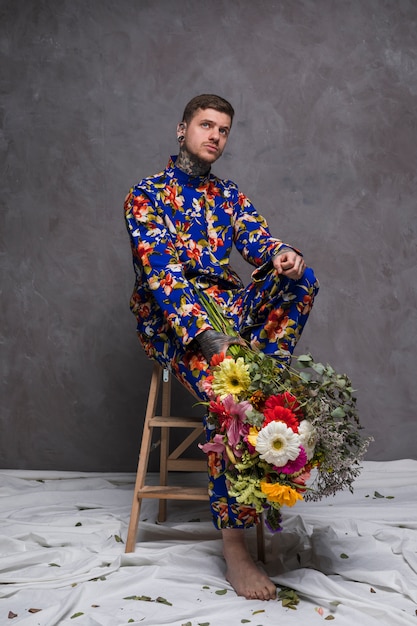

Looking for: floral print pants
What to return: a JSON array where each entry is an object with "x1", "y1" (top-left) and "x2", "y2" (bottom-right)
[{"x1": 148, "y1": 265, "x2": 319, "y2": 529}]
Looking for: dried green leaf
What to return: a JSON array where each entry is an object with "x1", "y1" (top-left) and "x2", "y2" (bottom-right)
[
  {"x1": 70, "y1": 613, "x2": 84, "y2": 619},
  {"x1": 114, "y1": 535, "x2": 124, "y2": 543},
  {"x1": 202, "y1": 585, "x2": 210, "y2": 589},
  {"x1": 75, "y1": 522, "x2": 82, "y2": 527},
  {"x1": 324, "y1": 616, "x2": 335, "y2": 620},
  {"x1": 277, "y1": 587, "x2": 300, "y2": 610},
  {"x1": 252, "y1": 609, "x2": 265, "y2": 615},
  {"x1": 48, "y1": 563, "x2": 61, "y2": 567},
  {"x1": 198, "y1": 622, "x2": 210, "y2": 625},
  {"x1": 215, "y1": 589, "x2": 228, "y2": 595},
  {"x1": 374, "y1": 491, "x2": 384, "y2": 498},
  {"x1": 156, "y1": 597, "x2": 172, "y2": 606},
  {"x1": 340, "y1": 553, "x2": 349, "y2": 559},
  {"x1": 241, "y1": 621, "x2": 251, "y2": 624}
]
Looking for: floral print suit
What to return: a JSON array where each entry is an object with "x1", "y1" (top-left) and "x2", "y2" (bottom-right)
[{"x1": 124, "y1": 156, "x2": 319, "y2": 529}]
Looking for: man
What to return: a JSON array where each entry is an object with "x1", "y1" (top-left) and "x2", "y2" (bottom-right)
[{"x1": 124, "y1": 94, "x2": 319, "y2": 600}]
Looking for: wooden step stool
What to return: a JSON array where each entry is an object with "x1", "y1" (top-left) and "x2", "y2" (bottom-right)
[{"x1": 125, "y1": 362, "x2": 265, "y2": 561}]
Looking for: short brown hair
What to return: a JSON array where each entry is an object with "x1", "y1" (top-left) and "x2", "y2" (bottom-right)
[{"x1": 181, "y1": 94, "x2": 234, "y2": 125}]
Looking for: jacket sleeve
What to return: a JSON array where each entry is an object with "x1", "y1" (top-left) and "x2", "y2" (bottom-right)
[
  {"x1": 232, "y1": 190, "x2": 300, "y2": 266},
  {"x1": 124, "y1": 188, "x2": 213, "y2": 346}
]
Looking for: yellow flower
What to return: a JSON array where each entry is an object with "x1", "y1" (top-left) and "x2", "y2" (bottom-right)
[
  {"x1": 211, "y1": 357, "x2": 250, "y2": 399},
  {"x1": 247, "y1": 426, "x2": 259, "y2": 448},
  {"x1": 260, "y1": 481, "x2": 303, "y2": 507}
]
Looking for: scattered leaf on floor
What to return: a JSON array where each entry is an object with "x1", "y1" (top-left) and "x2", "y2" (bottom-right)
[
  {"x1": 277, "y1": 587, "x2": 300, "y2": 610},
  {"x1": 325, "y1": 616, "x2": 335, "y2": 620},
  {"x1": 48, "y1": 563, "x2": 61, "y2": 567},
  {"x1": 241, "y1": 620, "x2": 251, "y2": 624},
  {"x1": 252, "y1": 609, "x2": 265, "y2": 615},
  {"x1": 374, "y1": 491, "x2": 384, "y2": 498},
  {"x1": 75, "y1": 522, "x2": 82, "y2": 527},
  {"x1": 114, "y1": 535, "x2": 124, "y2": 543},
  {"x1": 340, "y1": 553, "x2": 349, "y2": 559},
  {"x1": 124, "y1": 594, "x2": 172, "y2": 606},
  {"x1": 370, "y1": 588, "x2": 376, "y2": 593},
  {"x1": 70, "y1": 613, "x2": 84, "y2": 619},
  {"x1": 198, "y1": 622, "x2": 210, "y2": 625},
  {"x1": 215, "y1": 589, "x2": 228, "y2": 595},
  {"x1": 202, "y1": 585, "x2": 210, "y2": 589},
  {"x1": 28, "y1": 608, "x2": 42, "y2": 613},
  {"x1": 8, "y1": 611, "x2": 17, "y2": 619}
]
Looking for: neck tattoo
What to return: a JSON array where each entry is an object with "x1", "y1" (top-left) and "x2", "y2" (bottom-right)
[{"x1": 176, "y1": 149, "x2": 210, "y2": 177}]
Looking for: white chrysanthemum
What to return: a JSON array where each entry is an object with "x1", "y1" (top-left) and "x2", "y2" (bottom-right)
[
  {"x1": 298, "y1": 419, "x2": 317, "y2": 460},
  {"x1": 255, "y1": 421, "x2": 301, "y2": 466}
]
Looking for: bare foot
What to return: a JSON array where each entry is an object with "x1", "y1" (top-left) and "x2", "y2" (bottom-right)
[{"x1": 222, "y1": 528, "x2": 277, "y2": 600}]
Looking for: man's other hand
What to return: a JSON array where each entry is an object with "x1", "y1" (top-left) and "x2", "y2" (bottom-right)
[{"x1": 272, "y1": 250, "x2": 306, "y2": 280}]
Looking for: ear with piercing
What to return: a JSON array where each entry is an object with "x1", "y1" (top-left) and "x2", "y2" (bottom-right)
[{"x1": 177, "y1": 122, "x2": 185, "y2": 143}]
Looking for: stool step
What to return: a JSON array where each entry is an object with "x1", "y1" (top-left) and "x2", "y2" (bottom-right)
[
  {"x1": 150, "y1": 416, "x2": 203, "y2": 428},
  {"x1": 167, "y1": 459, "x2": 207, "y2": 472},
  {"x1": 137, "y1": 485, "x2": 208, "y2": 500}
]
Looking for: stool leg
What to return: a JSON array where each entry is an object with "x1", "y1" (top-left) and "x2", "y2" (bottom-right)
[
  {"x1": 125, "y1": 364, "x2": 161, "y2": 552},
  {"x1": 158, "y1": 369, "x2": 171, "y2": 522}
]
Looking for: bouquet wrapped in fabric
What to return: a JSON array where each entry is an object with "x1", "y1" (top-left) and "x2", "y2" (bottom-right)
[{"x1": 198, "y1": 291, "x2": 373, "y2": 532}]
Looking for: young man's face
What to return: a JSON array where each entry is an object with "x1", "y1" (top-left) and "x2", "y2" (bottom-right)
[{"x1": 178, "y1": 108, "x2": 232, "y2": 164}]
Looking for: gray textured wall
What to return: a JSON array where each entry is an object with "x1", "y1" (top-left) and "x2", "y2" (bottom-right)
[{"x1": 1, "y1": 0, "x2": 416, "y2": 471}]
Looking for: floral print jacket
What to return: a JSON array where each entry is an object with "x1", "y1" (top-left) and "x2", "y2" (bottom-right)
[{"x1": 124, "y1": 156, "x2": 293, "y2": 349}]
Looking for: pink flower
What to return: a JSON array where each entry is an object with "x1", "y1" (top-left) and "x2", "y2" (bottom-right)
[
  {"x1": 275, "y1": 446, "x2": 308, "y2": 474},
  {"x1": 200, "y1": 433, "x2": 225, "y2": 455},
  {"x1": 208, "y1": 395, "x2": 252, "y2": 458},
  {"x1": 292, "y1": 469, "x2": 311, "y2": 485},
  {"x1": 221, "y1": 395, "x2": 252, "y2": 448}
]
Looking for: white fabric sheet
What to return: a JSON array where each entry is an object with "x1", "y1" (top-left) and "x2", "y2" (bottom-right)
[{"x1": 0, "y1": 460, "x2": 416, "y2": 625}]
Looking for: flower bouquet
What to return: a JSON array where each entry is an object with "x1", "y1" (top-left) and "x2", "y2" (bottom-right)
[{"x1": 198, "y1": 290, "x2": 373, "y2": 531}]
